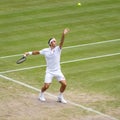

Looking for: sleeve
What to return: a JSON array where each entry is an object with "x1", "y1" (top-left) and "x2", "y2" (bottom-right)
[
  {"x1": 57, "y1": 46, "x2": 62, "y2": 52},
  {"x1": 39, "y1": 49, "x2": 45, "y2": 55}
]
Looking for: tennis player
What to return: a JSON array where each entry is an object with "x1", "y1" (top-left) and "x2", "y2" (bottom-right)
[{"x1": 24, "y1": 28, "x2": 69, "y2": 103}]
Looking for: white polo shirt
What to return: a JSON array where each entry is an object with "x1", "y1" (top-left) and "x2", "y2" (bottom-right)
[{"x1": 40, "y1": 46, "x2": 61, "y2": 72}]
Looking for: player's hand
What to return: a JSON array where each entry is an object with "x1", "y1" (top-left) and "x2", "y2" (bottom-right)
[
  {"x1": 63, "y1": 28, "x2": 70, "y2": 35},
  {"x1": 24, "y1": 52, "x2": 29, "y2": 57}
]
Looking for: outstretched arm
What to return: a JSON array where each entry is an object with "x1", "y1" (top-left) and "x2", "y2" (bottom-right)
[
  {"x1": 59, "y1": 28, "x2": 70, "y2": 49},
  {"x1": 24, "y1": 51, "x2": 40, "y2": 56}
]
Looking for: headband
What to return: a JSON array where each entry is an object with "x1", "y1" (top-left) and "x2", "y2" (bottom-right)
[{"x1": 48, "y1": 38, "x2": 56, "y2": 45}]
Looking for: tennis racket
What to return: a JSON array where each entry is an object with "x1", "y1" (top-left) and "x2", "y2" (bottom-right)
[{"x1": 16, "y1": 56, "x2": 26, "y2": 64}]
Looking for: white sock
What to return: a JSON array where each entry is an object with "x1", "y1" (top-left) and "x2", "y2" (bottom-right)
[
  {"x1": 40, "y1": 92, "x2": 44, "y2": 97},
  {"x1": 58, "y1": 92, "x2": 63, "y2": 98}
]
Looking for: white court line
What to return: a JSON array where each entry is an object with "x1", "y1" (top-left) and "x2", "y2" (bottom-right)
[
  {"x1": 0, "y1": 74, "x2": 118, "y2": 120},
  {"x1": 0, "y1": 38, "x2": 120, "y2": 59},
  {"x1": 0, "y1": 54, "x2": 23, "y2": 59},
  {"x1": 0, "y1": 52, "x2": 120, "y2": 74},
  {"x1": 63, "y1": 38, "x2": 120, "y2": 49}
]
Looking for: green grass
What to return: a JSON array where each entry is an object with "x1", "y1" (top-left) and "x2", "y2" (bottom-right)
[{"x1": 0, "y1": 0, "x2": 120, "y2": 120}]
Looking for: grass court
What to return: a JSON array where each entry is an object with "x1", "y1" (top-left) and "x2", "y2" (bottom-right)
[{"x1": 0, "y1": 0, "x2": 120, "y2": 120}]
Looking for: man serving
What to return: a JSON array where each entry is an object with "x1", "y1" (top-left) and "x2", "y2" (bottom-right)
[{"x1": 24, "y1": 28, "x2": 69, "y2": 103}]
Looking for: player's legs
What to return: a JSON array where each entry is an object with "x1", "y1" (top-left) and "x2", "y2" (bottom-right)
[
  {"x1": 57, "y1": 80, "x2": 67, "y2": 103},
  {"x1": 55, "y1": 71, "x2": 67, "y2": 104},
  {"x1": 39, "y1": 72, "x2": 53, "y2": 102},
  {"x1": 55, "y1": 71, "x2": 67, "y2": 93},
  {"x1": 41, "y1": 83, "x2": 51, "y2": 92},
  {"x1": 59, "y1": 80, "x2": 67, "y2": 93}
]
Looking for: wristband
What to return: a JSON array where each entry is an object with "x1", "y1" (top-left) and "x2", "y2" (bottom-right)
[{"x1": 28, "y1": 52, "x2": 32, "y2": 55}]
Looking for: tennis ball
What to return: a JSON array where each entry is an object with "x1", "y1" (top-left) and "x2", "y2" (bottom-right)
[{"x1": 77, "y1": 2, "x2": 81, "y2": 6}]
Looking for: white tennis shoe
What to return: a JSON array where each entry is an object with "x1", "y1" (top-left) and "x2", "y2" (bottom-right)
[
  {"x1": 39, "y1": 93, "x2": 46, "y2": 102},
  {"x1": 57, "y1": 96, "x2": 67, "y2": 104}
]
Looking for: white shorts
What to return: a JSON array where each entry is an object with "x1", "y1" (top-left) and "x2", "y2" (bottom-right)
[{"x1": 44, "y1": 70, "x2": 65, "y2": 83}]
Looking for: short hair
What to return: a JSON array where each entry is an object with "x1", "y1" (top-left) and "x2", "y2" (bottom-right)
[{"x1": 48, "y1": 38, "x2": 53, "y2": 46}]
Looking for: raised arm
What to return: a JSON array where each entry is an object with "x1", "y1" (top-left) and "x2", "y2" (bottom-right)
[
  {"x1": 59, "y1": 28, "x2": 70, "y2": 49},
  {"x1": 24, "y1": 51, "x2": 40, "y2": 56}
]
